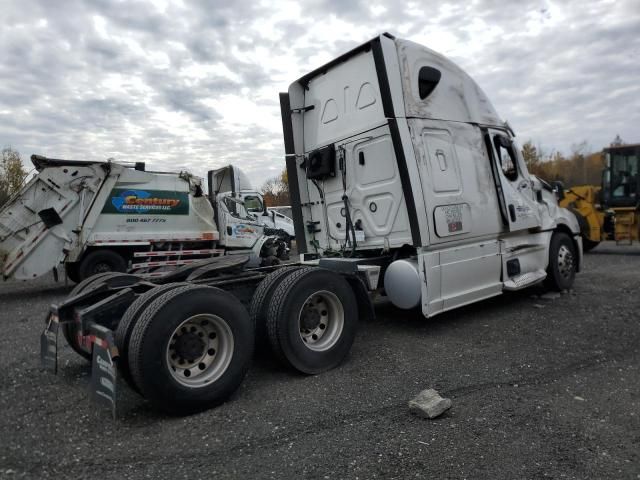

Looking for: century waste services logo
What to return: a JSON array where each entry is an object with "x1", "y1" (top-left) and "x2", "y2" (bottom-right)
[{"x1": 102, "y1": 189, "x2": 189, "y2": 215}]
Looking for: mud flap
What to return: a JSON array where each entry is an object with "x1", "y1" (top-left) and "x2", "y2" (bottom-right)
[
  {"x1": 40, "y1": 307, "x2": 60, "y2": 373},
  {"x1": 90, "y1": 324, "x2": 119, "y2": 419}
]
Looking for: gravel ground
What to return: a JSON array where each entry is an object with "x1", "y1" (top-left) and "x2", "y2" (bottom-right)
[{"x1": 0, "y1": 242, "x2": 638, "y2": 479}]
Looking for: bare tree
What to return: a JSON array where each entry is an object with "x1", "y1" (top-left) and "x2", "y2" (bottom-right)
[
  {"x1": 521, "y1": 140, "x2": 540, "y2": 171},
  {"x1": 0, "y1": 147, "x2": 27, "y2": 207},
  {"x1": 260, "y1": 168, "x2": 289, "y2": 206}
]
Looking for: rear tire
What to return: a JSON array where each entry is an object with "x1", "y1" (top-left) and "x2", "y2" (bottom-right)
[
  {"x1": 128, "y1": 285, "x2": 254, "y2": 415},
  {"x1": 114, "y1": 282, "x2": 187, "y2": 393},
  {"x1": 545, "y1": 232, "x2": 577, "y2": 291},
  {"x1": 64, "y1": 263, "x2": 81, "y2": 283},
  {"x1": 266, "y1": 268, "x2": 358, "y2": 374},
  {"x1": 62, "y1": 272, "x2": 139, "y2": 360},
  {"x1": 77, "y1": 249, "x2": 127, "y2": 281}
]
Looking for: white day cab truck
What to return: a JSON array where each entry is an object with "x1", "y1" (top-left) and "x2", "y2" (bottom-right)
[
  {"x1": 41, "y1": 33, "x2": 582, "y2": 417},
  {"x1": 0, "y1": 158, "x2": 290, "y2": 282}
]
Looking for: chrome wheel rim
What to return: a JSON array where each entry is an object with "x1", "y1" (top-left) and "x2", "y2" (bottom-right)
[
  {"x1": 298, "y1": 290, "x2": 344, "y2": 352},
  {"x1": 165, "y1": 314, "x2": 234, "y2": 387},
  {"x1": 557, "y1": 245, "x2": 574, "y2": 280}
]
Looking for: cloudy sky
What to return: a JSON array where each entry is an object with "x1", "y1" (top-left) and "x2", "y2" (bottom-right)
[{"x1": 1, "y1": 0, "x2": 638, "y2": 187}]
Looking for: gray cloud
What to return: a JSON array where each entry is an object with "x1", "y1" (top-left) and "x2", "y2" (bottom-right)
[{"x1": 0, "y1": 0, "x2": 638, "y2": 188}]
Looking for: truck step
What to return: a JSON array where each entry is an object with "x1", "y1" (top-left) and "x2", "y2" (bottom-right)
[{"x1": 503, "y1": 269, "x2": 547, "y2": 291}]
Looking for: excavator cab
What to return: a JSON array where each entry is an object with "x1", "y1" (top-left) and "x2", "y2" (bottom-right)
[
  {"x1": 602, "y1": 145, "x2": 640, "y2": 208},
  {"x1": 602, "y1": 144, "x2": 640, "y2": 244}
]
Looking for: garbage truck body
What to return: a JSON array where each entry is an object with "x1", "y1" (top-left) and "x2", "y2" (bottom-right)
[{"x1": 1, "y1": 157, "x2": 286, "y2": 282}]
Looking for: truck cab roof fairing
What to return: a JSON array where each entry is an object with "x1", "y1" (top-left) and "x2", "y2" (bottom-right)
[
  {"x1": 289, "y1": 33, "x2": 503, "y2": 128},
  {"x1": 394, "y1": 38, "x2": 502, "y2": 126}
]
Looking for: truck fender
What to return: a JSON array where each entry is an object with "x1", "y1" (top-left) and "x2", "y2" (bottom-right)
[
  {"x1": 252, "y1": 235, "x2": 271, "y2": 258},
  {"x1": 555, "y1": 206, "x2": 581, "y2": 236},
  {"x1": 345, "y1": 275, "x2": 376, "y2": 323}
]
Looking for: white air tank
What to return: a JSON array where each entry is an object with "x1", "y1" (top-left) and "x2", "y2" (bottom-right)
[{"x1": 384, "y1": 258, "x2": 422, "y2": 309}]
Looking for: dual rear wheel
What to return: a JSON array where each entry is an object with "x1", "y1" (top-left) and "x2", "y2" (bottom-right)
[
  {"x1": 121, "y1": 267, "x2": 357, "y2": 414},
  {"x1": 62, "y1": 267, "x2": 359, "y2": 415},
  {"x1": 261, "y1": 267, "x2": 358, "y2": 374},
  {"x1": 123, "y1": 285, "x2": 254, "y2": 415}
]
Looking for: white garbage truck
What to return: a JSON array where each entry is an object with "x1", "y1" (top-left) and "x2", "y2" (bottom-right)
[
  {"x1": 0, "y1": 157, "x2": 287, "y2": 282},
  {"x1": 41, "y1": 33, "x2": 582, "y2": 416}
]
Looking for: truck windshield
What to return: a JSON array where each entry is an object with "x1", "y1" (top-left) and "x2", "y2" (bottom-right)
[{"x1": 243, "y1": 195, "x2": 263, "y2": 212}]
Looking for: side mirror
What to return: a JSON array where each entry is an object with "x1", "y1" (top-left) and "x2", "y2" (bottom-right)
[{"x1": 551, "y1": 181, "x2": 565, "y2": 201}]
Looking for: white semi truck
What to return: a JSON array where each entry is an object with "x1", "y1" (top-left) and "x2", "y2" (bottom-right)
[
  {"x1": 41, "y1": 33, "x2": 582, "y2": 416},
  {"x1": 0, "y1": 157, "x2": 288, "y2": 282}
]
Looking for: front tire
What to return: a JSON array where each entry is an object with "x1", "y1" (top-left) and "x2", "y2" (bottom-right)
[
  {"x1": 545, "y1": 232, "x2": 577, "y2": 291},
  {"x1": 128, "y1": 285, "x2": 254, "y2": 415},
  {"x1": 266, "y1": 268, "x2": 358, "y2": 374}
]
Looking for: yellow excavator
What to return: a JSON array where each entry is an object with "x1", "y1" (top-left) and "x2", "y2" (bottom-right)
[{"x1": 559, "y1": 144, "x2": 639, "y2": 251}]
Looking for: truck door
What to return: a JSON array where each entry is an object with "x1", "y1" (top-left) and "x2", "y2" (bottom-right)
[
  {"x1": 208, "y1": 166, "x2": 262, "y2": 248},
  {"x1": 217, "y1": 196, "x2": 263, "y2": 248},
  {"x1": 486, "y1": 130, "x2": 541, "y2": 231}
]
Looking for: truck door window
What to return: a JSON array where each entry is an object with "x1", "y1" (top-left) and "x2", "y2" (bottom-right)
[{"x1": 493, "y1": 136, "x2": 519, "y2": 182}]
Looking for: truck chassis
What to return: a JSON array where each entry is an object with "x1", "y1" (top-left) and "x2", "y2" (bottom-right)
[{"x1": 41, "y1": 255, "x2": 379, "y2": 416}]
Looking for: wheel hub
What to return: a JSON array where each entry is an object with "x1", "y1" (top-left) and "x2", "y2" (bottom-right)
[
  {"x1": 557, "y1": 245, "x2": 574, "y2": 279},
  {"x1": 174, "y1": 332, "x2": 205, "y2": 360},
  {"x1": 298, "y1": 291, "x2": 345, "y2": 352},
  {"x1": 301, "y1": 308, "x2": 321, "y2": 330},
  {"x1": 94, "y1": 262, "x2": 111, "y2": 273},
  {"x1": 166, "y1": 313, "x2": 234, "y2": 387}
]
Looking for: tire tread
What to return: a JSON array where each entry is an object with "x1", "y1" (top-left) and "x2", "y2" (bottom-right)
[
  {"x1": 249, "y1": 267, "x2": 300, "y2": 346},
  {"x1": 114, "y1": 282, "x2": 186, "y2": 391},
  {"x1": 265, "y1": 267, "x2": 331, "y2": 368}
]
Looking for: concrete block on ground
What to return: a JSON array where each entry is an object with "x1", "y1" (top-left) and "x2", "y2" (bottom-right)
[
  {"x1": 409, "y1": 389, "x2": 452, "y2": 419},
  {"x1": 540, "y1": 292, "x2": 561, "y2": 300}
]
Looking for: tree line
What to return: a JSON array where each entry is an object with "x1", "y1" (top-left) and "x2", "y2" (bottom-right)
[{"x1": 521, "y1": 138, "x2": 618, "y2": 188}]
